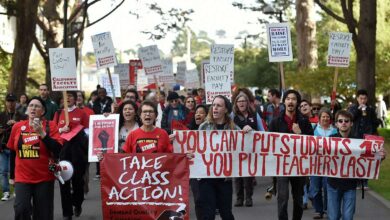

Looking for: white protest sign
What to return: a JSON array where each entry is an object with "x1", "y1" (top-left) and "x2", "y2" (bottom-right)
[
  {"x1": 88, "y1": 114, "x2": 119, "y2": 162},
  {"x1": 266, "y1": 23, "x2": 293, "y2": 62},
  {"x1": 185, "y1": 69, "x2": 200, "y2": 89},
  {"x1": 136, "y1": 69, "x2": 149, "y2": 91},
  {"x1": 176, "y1": 61, "x2": 187, "y2": 85},
  {"x1": 91, "y1": 32, "x2": 118, "y2": 69},
  {"x1": 174, "y1": 130, "x2": 384, "y2": 179},
  {"x1": 210, "y1": 44, "x2": 234, "y2": 83},
  {"x1": 99, "y1": 73, "x2": 121, "y2": 97},
  {"x1": 327, "y1": 32, "x2": 353, "y2": 67},
  {"x1": 138, "y1": 45, "x2": 163, "y2": 75},
  {"x1": 162, "y1": 58, "x2": 173, "y2": 75},
  {"x1": 49, "y1": 48, "x2": 78, "y2": 91},
  {"x1": 204, "y1": 63, "x2": 232, "y2": 104},
  {"x1": 114, "y1": 63, "x2": 129, "y2": 90},
  {"x1": 200, "y1": 60, "x2": 209, "y2": 87}
]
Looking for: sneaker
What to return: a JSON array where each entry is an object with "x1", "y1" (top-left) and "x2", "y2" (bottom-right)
[{"x1": 1, "y1": 192, "x2": 10, "y2": 201}]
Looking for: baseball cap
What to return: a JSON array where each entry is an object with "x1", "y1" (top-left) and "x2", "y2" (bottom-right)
[{"x1": 6, "y1": 93, "x2": 17, "y2": 102}]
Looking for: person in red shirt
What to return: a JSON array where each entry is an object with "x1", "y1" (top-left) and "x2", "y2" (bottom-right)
[
  {"x1": 123, "y1": 100, "x2": 172, "y2": 153},
  {"x1": 54, "y1": 91, "x2": 89, "y2": 219},
  {"x1": 7, "y1": 96, "x2": 63, "y2": 220}
]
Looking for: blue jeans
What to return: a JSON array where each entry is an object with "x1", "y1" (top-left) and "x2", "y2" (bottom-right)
[
  {"x1": 310, "y1": 176, "x2": 327, "y2": 214},
  {"x1": 0, "y1": 149, "x2": 10, "y2": 193},
  {"x1": 327, "y1": 183, "x2": 356, "y2": 220}
]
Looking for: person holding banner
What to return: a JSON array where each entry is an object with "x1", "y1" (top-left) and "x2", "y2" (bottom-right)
[
  {"x1": 327, "y1": 110, "x2": 386, "y2": 220},
  {"x1": 118, "y1": 100, "x2": 140, "y2": 152},
  {"x1": 54, "y1": 91, "x2": 89, "y2": 219},
  {"x1": 232, "y1": 91, "x2": 265, "y2": 207},
  {"x1": 198, "y1": 95, "x2": 240, "y2": 220},
  {"x1": 310, "y1": 109, "x2": 337, "y2": 219},
  {"x1": 7, "y1": 96, "x2": 63, "y2": 220},
  {"x1": 269, "y1": 90, "x2": 313, "y2": 220}
]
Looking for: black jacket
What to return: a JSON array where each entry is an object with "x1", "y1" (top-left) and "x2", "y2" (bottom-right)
[
  {"x1": 92, "y1": 97, "x2": 113, "y2": 114},
  {"x1": 268, "y1": 110, "x2": 313, "y2": 135},
  {"x1": 348, "y1": 104, "x2": 378, "y2": 138}
]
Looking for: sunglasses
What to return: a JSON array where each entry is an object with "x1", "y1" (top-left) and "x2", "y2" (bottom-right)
[
  {"x1": 312, "y1": 107, "x2": 320, "y2": 110},
  {"x1": 337, "y1": 119, "x2": 350, "y2": 123}
]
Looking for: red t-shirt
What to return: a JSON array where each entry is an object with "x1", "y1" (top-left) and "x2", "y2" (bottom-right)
[
  {"x1": 54, "y1": 107, "x2": 89, "y2": 129},
  {"x1": 7, "y1": 120, "x2": 63, "y2": 183},
  {"x1": 81, "y1": 106, "x2": 94, "y2": 118},
  {"x1": 123, "y1": 127, "x2": 172, "y2": 153}
]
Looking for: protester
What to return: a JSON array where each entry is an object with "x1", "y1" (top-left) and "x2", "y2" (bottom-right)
[
  {"x1": 265, "y1": 88, "x2": 285, "y2": 126},
  {"x1": 299, "y1": 99, "x2": 319, "y2": 127},
  {"x1": 1, "y1": 93, "x2": 25, "y2": 201},
  {"x1": 161, "y1": 91, "x2": 189, "y2": 134},
  {"x1": 327, "y1": 110, "x2": 386, "y2": 220},
  {"x1": 122, "y1": 88, "x2": 139, "y2": 104},
  {"x1": 158, "y1": 91, "x2": 167, "y2": 110},
  {"x1": 310, "y1": 109, "x2": 337, "y2": 219},
  {"x1": 144, "y1": 92, "x2": 164, "y2": 128},
  {"x1": 16, "y1": 93, "x2": 28, "y2": 116},
  {"x1": 269, "y1": 89, "x2": 313, "y2": 220},
  {"x1": 39, "y1": 84, "x2": 59, "y2": 120},
  {"x1": 197, "y1": 95, "x2": 240, "y2": 220},
  {"x1": 87, "y1": 90, "x2": 98, "y2": 109},
  {"x1": 311, "y1": 99, "x2": 322, "y2": 117},
  {"x1": 232, "y1": 91, "x2": 265, "y2": 207},
  {"x1": 118, "y1": 100, "x2": 140, "y2": 152},
  {"x1": 376, "y1": 94, "x2": 387, "y2": 128},
  {"x1": 54, "y1": 91, "x2": 89, "y2": 219},
  {"x1": 184, "y1": 96, "x2": 196, "y2": 127},
  {"x1": 197, "y1": 88, "x2": 206, "y2": 105},
  {"x1": 7, "y1": 96, "x2": 63, "y2": 219}
]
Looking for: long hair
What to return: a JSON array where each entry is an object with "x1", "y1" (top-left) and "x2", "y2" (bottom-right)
[
  {"x1": 207, "y1": 95, "x2": 235, "y2": 129},
  {"x1": 233, "y1": 92, "x2": 255, "y2": 116},
  {"x1": 118, "y1": 100, "x2": 140, "y2": 129}
]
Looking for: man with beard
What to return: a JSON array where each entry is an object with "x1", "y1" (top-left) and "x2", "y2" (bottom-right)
[
  {"x1": 269, "y1": 90, "x2": 313, "y2": 220},
  {"x1": 39, "y1": 84, "x2": 59, "y2": 120}
]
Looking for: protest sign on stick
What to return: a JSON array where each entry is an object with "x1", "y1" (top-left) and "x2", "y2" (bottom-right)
[
  {"x1": 88, "y1": 114, "x2": 119, "y2": 162},
  {"x1": 138, "y1": 45, "x2": 163, "y2": 75},
  {"x1": 204, "y1": 63, "x2": 232, "y2": 104},
  {"x1": 99, "y1": 73, "x2": 121, "y2": 98},
  {"x1": 49, "y1": 48, "x2": 78, "y2": 125},
  {"x1": 115, "y1": 63, "x2": 130, "y2": 90},
  {"x1": 327, "y1": 32, "x2": 352, "y2": 110},
  {"x1": 129, "y1": 59, "x2": 143, "y2": 86},
  {"x1": 100, "y1": 153, "x2": 190, "y2": 220},
  {"x1": 174, "y1": 130, "x2": 384, "y2": 179},
  {"x1": 210, "y1": 44, "x2": 234, "y2": 83}
]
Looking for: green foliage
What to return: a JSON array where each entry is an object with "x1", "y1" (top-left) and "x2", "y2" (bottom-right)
[
  {"x1": 0, "y1": 49, "x2": 12, "y2": 111},
  {"x1": 171, "y1": 29, "x2": 214, "y2": 57},
  {"x1": 26, "y1": 54, "x2": 46, "y2": 97}
]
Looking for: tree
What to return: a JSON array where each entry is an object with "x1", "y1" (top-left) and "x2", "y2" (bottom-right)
[
  {"x1": 171, "y1": 29, "x2": 214, "y2": 57},
  {"x1": 315, "y1": 0, "x2": 377, "y2": 103}
]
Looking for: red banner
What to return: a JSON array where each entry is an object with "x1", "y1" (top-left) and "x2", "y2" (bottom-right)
[{"x1": 101, "y1": 153, "x2": 190, "y2": 220}]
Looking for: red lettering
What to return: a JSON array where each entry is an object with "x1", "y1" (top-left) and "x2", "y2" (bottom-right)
[
  {"x1": 300, "y1": 156, "x2": 308, "y2": 175},
  {"x1": 347, "y1": 156, "x2": 356, "y2": 177},
  {"x1": 186, "y1": 131, "x2": 197, "y2": 152},
  {"x1": 356, "y1": 158, "x2": 366, "y2": 177},
  {"x1": 331, "y1": 156, "x2": 338, "y2": 176},
  {"x1": 283, "y1": 155, "x2": 290, "y2": 175},
  {"x1": 260, "y1": 153, "x2": 268, "y2": 176},
  {"x1": 221, "y1": 132, "x2": 228, "y2": 151},
  {"x1": 248, "y1": 154, "x2": 258, "y2": 176},
  {"x1": 359, "y1": 140, "x2": 375, "y2": 158},
  {"x1": 340, "y1": 138, "x2": 352, "y2": 155},
  {"x1": 239, "y1": 153, "x2": 248, "y2": 176},
  {"x1": 209, "y1": 131, "x2": 218, "y2": 152},
  {"x1": 213, "y1": 153, "x2": 223, "y2": 176},
  {"x1": 223, "y1": 153, "x2": 233, "y2": 176},
  {"x1": 253, "y1": 132, "x2": 262, "y2": 152},
  {"x1": 202, "y1": 154, "x2": 213, "y2": 176},
  {"x1": 175, "y1": 131, "x2": 187, "y2": 153},
  {"x1": 280, "y1": 135, "x2": 290, "y2": 154},
  {"x1": 274, "y1": 154, "x2": 283, "y2": 175},
  {"x1": 290, "y1": 135, "x2": 301, "y2": 154},
  {"x1": 322, "y1": 155, "x2": 331, "y2": 175}
]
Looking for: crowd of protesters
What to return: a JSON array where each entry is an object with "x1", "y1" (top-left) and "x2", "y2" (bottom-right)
[{"x1": 0, "y1": 83, "x2": 388, "y2": 220}]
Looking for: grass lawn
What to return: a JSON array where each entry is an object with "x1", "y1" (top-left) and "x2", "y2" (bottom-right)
[{"x1": 369, "y1": 128, "x2": 390, "y2": 201}]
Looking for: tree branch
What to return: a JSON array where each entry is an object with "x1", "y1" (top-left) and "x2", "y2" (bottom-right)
[
  {"x1": 340, "y1": 0, "x2": 359, "y2": 45},
  {"x1": 314, "y1": 0, "x2": 346, "y2": 24},
  {"x1": 32, "y1": 35, "x2": 48, "y2": 59},
  {"x1": 36, "y1": 16, "x2": 51, "y2": 35},
  {"x1": 87, "y1": 0, "x2": 125, "y2": 28}
]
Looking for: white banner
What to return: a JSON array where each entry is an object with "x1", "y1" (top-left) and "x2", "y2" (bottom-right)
[
  {"x1": 138, "y1": 45, "x2": 163, "y2": 75},
  {"x1": 99, "y1": 73, "x2": 121, "y2": 97},
  {"x1": 88, "y1": 114, "x2": 119, "y2": 162},
  {"x1": 210, "y1": 44, "x2": 234, "y2": 83},
  {"x1": 114, "y1": 63, "x2": 129, "y2": 90},
  {"x1": 174, "y1": 130, "x2": 384, "y2": 179},
  {"x1": 49, "y1": 48, "x2": 78, "y2": 91},
  {"x1": 91, "y1": 32, "x2": 118, "y2": 69},
  {"x1": 266, "y1": 23, "x2": 293, "y2": 62},
  {"x1": 327, "y1": 32, "x2": 353, "y2": 67},
  {"x1": 204, "y1": 63, "x2": 231, "y2": 104}
]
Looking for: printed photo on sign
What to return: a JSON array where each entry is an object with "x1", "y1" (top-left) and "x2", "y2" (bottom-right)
[
  {"x1": 327, "y1": 32, "x2": 353, "y2": 67},
  {"x1": 49, "y1": 48, "x2": 78, "y2": 91},
  {"x1": 174, "y1": 130, "x2": 384, "y2": 179},
  {"x1": 88, "y1": 114, "x2": 119, "y2": 162},
  {"x1": 266, "y1": 23, "x2": 293, "y2": 62},
  {"x1": 100, "y1": 153, "x2": 190, "y2": 220},
  {"x1": 91, "y1": 32, "x2": 118, "y2": 69}
]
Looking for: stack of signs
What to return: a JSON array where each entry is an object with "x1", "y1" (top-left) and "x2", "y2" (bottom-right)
[
  {"x1": 210, "y1": 44, "x2": 234, "y2": 82},
  {"x1": 114, "y1": 64, "x2": 129, "y2": 90},
  {"x1": 138, "y1": 45, "x2": 163, "y2": 75},
  {"x1": 176, "y1": 61, "x2": 187, "y2": 86},
  {"x1": 91, "y1": 32, "x2": 118, "y2": 69},
  {"x1": 49, "y1": 48, "x2": 78, "y2": 91},
  {"x1": 185, "y1": 69, "x2": 200, "y2": 89},
  {"x1": 99, "y1": 73, "x2": 121, "y2": 97},
  {"x1": 266, "y1": 23, "x2": 293, "y2": 62},
  {"x1": 327, "y1": 32, "x2": 352, "y2": 67}
]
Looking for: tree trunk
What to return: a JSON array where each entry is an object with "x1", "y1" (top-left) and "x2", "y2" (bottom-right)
[
  {"x1": 296, "y1": 0, "x2": 318, "y2": 70},
  {"x1": 8, "y1": 0, "x2": 40, "y2": 96},
  {"x1": 356, "y1": 0, "x2": 376, "y2": 104}
]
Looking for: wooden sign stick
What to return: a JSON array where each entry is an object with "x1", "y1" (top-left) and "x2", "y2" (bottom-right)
[
  {"x1": 62, "y1": 91, "x2": 69, "y2": 126},
  {"x1": 331, "y1": 67, "x2": 339, "y2": 111},
  {"x1": 279, "y1": 62, "x2": 286, "y2": 91},
  {"x1": 106, "y1": 67, "x2": 116, "y2": 103}
]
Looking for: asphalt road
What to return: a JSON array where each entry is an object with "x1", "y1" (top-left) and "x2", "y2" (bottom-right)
[{"x1": 1, "y1": 164, "x2": 390, "y2": 219}]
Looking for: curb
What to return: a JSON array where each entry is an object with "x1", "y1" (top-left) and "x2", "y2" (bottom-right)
[{"x1": 367, "y1": 190, "x2": 390, "y2": 209}]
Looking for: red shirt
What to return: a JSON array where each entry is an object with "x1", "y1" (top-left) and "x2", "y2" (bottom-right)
[
  {"x1": 80, "y1": 106, "x2": 94, "y2": 118},
  {"x1": 7, "y1": 120, "x2": 63, "y2": 183},
  {"x1": 123, "y1": 127, "x2": 172, "y2": 153},
  {"x1": 284, "y1": 114, "x2": 297, "y2": 132},
  {"x1": 54, "y1": 107, "x2": 89, "y2": 130}
]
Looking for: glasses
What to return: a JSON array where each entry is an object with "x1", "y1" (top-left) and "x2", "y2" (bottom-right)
[
  {"x1": 141, "y1": 110, "x2": 155, "y2": 115},
  {"x1": 337, "y1": 119, "x2": 350, "y2": 124},
  {"x1": 300, "y1": 103, "x2": 308, "y2": 108},
  {"x1": 28, "y1": 104, "x2": 42, "y2": 109},
  {"x1": 312, "y1": 107, "x2": 320, "y2": 111}
]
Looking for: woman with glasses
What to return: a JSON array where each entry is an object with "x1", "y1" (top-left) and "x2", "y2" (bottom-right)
[
  {"x1": 7, "y1": 96, "x2": 63, "y2": 220},
  {"x1": 310, "y1": 109, "x2": 337, "y2": 219},
  {"x1": 232, "y1": 91, "x2": 265, "y2": 207}
]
